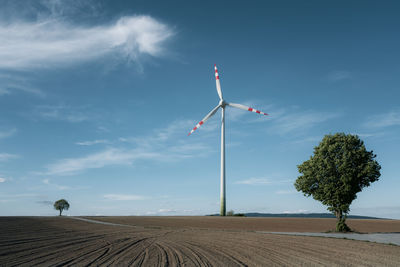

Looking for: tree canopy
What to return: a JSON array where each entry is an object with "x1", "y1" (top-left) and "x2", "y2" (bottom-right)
[
  {"x1": 294, "y1": 133, "x2": 381, "y2": 231},
  {"x1": 54, "y1": 199, "x2": 70, "y2": 216}
]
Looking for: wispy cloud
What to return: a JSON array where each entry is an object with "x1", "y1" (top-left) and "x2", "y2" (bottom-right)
[
  {"x1": 270, "y1": 110, "x2": 340, "y2": 135},
  {"x1": 276, "y1": 190, "x2": 297, "y2": 195},
  {"x1": 0, "y1": 153, "x2": 19, "y2": 161},
  {"x1": 225, "y1": 103, "x2": 340, "y2": 136},
  {"x1": 0, "y1": 193, "x2": 43, "y2": 198},
  {"x1": 327, "y1": 71, "x2": 352, "y2": 82},
  {"x1": 133, "y1": 119, "x2": 195, "y2": 144},
  {"x1": 0, "y1": 193, "x2": 49, "y2": 204},
  {"x1": 75, "y1": 139, "x2": 110, "y2": 146},
  {"x1": 121, "y1": 118, "x2": 213, "y2": 154},
  {"x1": 350, "y1": 132, "x2": 385, "y2": 138},
  {"x1": 35, "y1": 104, "x2": 90, "y2": 123},
  {"x1": 46, "y1": 148, "x2": 156, "y2": 175},
  {"x1": 36, "y1": 200, "x2": 53, "y2": 206},
  {"x1": 167, "y1": 143, "x2": 213, "y2": 158},
  {"x1": 158, "y1": 208, "x2": 176, "y2": 213},
  {"x1": 45, "y1": 145, "x2": 206, "y2": 176},
  {"x1": 44, "y1": 118, "x2": 212, "y2": 176},
  {"x1": 364, "y1": 111, "x2": 400, "y2": 128},
  {"x1": 0, "y1": 11, "x2": 173, "y2": 70},
  {"x1": 41, "y1": 178, "x2": 70, "y2": 190},
  {"x1": 0, "y1": 74, "x2": 45, "y2": 97},
  {"x1": 104, "y1": 194, "x2": 146, "y2": 201},
  {"x1": 0, "y1": 128, "x2": 17, "y2": 139},
  {"x1": 141, "y1": 208, "x2": 202, "y2": 216},
  {"x1": 97, "y1": 126, "x2": 110, "y2": 133},
  {"x1": 121, "y1": 119, "x2": 214, "y2": 159},
  {"x1": 0, "y1": 177, "x2": 6, "y2": 183},
  {"x1": 235, "y1": 177, "x2": 292, "y2": 185},
  {"x1": 291, "y1": 136, "x2": 322, "y2": 145},
  {"x1": 235, "y1": 178, "x2": 274, "y2": 185},
  {"x1": 282, "y1": 209, "x2": 309, "y2": 214}
]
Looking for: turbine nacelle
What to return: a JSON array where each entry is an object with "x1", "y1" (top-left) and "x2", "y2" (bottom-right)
[{"x1": 219, "y1": 99, "x2": 226, "y2": 107}]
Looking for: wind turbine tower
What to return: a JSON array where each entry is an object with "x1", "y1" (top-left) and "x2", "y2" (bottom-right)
[{"x1": 188, "y1": 65, "x2": 268, "y2": 216}]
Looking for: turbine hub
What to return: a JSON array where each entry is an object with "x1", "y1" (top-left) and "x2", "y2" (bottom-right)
[{"x1": 219, "y1": 99, "x2": 226, "y2": 107}]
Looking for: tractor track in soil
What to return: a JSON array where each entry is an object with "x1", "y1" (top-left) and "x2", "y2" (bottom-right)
[{"x1": 1, "y1": 216, "x2": 400, "y2": 266}]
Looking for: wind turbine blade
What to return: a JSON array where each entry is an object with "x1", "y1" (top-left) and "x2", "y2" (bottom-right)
[
  {"x1": 215, "y1": 64, "x2": 223, "y2": 100},
  {"x1": 188, "y1": 104, "x2": 221, "y2": 135},
  {"x1": 227, "y1": 103, "x2": 268, "y2": 116}
]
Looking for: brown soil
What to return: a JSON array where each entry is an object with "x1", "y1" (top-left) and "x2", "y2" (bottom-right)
[
  {"x1": 1, "y1": 216, "x2": 399, "y2": 266},
  {"x1": 83, "y1": 216, "x2": 400, "y2": 233}
]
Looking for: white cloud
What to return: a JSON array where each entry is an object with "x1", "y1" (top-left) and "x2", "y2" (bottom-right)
[
  {"x1": 0, "y1": 14, "x2": 173, "y2": 70},
  {"x1": 291, "y1": 136, "x2": 322, "y2": 144},
  {"x1": 364, "y1": 111, "x2": 400, "y2": 128},
  {"x1": 282, "y1": 209, "x2": 309, "y2": 214},
  {"x1": 327, "y1": 71, "x2": 351, "y2": 82},
  {"x1": 225, "y1": 103, "x2": 340, "y2": 136},
  {"x1": 168, "y1": 143, "x2": 213, "y2": 158},
  {"x1": 37, "y1": 200, "x2": 53, "y2": 206},
  {"x1": 123, "y1": 119, "x2": 211, "y2": 153},
  {"x1": 350, "y1": 132, "x2": 385, "y2": 138},
  {"x1": 35, "y1": 104, "x2": 89, "y2": 122},
  {"x1": 46, "y1": 148, "x2": 156, "y2": 175},
  {"x1": 56, "y1": 185, "x2": 70, "y2": 190},
  {"x1": 104, "y1": 194, "x2": 146, "y2": 201},
  {"x1": 45, "y1": 143, "x2": 207, "y2": 176},
  {"x1": 7, "y1": 84, "x2": 45, "y2": 96},
  {"x1": 0, "y1": 74, "x2": 45, "y2": 97},
  {"x1": 235, "y1": 177, "x2": 292, "y2": 185},
  {"x1": 0, "y1": 193, "x2": 48, "y2": 205},
  {"x1": 235, "y1": 178, "x2": 274, "y2": 185},
  {"x1": 276, "y1": 190, "x2": 297, "y2": 195},
  {"x1": 0, "y1": 153, "x2": 19, "y2": 161},
  {"x1": 44, "y1": 118, "x2": 212, "y2": 176},
  {"x1": 1, "y1": 193, "x2": 42, "y2": 198},
  {"x1": 144, "y1": 119, "x2": 195, "y2": 144},
  {"x1": 270, "y1": 110, "x2": 340, "y2": 134},
  {"x1": 41, "y1": 178, "x2": 81, "y2": 191},
  {"x1": 76, "y1": 139, "x2": 110, "y2": 146},
  {"x1": 97, "y1": 126, "x2": 110, "y2": 133},
  {"x1": 0, "y1": 128, "x2": 17, "y2": 139},
  {"x1": 0, "y1": 177, "x2": 6, "y2": 183},
  {"x1": 158, "y1": 209, "x2": 176, "y2": 213}
]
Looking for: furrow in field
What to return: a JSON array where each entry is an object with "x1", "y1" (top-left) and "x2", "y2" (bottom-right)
[{"x1": 1, "y1": 217, "x2": 400, "y2": 266}]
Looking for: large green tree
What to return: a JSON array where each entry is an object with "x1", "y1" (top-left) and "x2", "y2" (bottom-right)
[
  {"x1": 295, "y1": 133, "x2": 381, "y2": 232},
  {"x1": 54, "y1": 199, "x2": 70, "y2": 216}
]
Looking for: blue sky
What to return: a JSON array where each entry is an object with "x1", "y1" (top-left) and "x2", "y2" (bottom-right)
[{"x1": 1, "y1": 0, "x2": 399, "y2": 218}]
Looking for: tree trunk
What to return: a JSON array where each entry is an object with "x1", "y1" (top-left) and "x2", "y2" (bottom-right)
[
  {"x1": 335, "y1": 209, "x2": 350, "y2": 232},
  {"x1": 59, "y1": 209, "x2": 62, "y2": 216},
  {"x1": 335, "y1": 210, "x2": 343, "y2": 222}
]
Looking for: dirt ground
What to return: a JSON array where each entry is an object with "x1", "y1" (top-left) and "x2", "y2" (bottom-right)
[
  {"x1": 82, "y1": 216, "x2": 400, "y2": 233},
  {"x1": 1, "y1": 217, "x2": 400, "y2": 266}
]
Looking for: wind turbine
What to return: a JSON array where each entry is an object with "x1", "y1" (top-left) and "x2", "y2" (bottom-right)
[{"x1": 188, "y1": 64, "x2": 268, "y2": 216}]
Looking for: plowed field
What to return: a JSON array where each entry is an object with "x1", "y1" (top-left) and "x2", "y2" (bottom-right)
[
  {"x1": 1, "y1": 216, "x2": 399, "y2": 266},
  {"x1": 82, "y1": 216, "x2": 400, "y2": 233}
]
